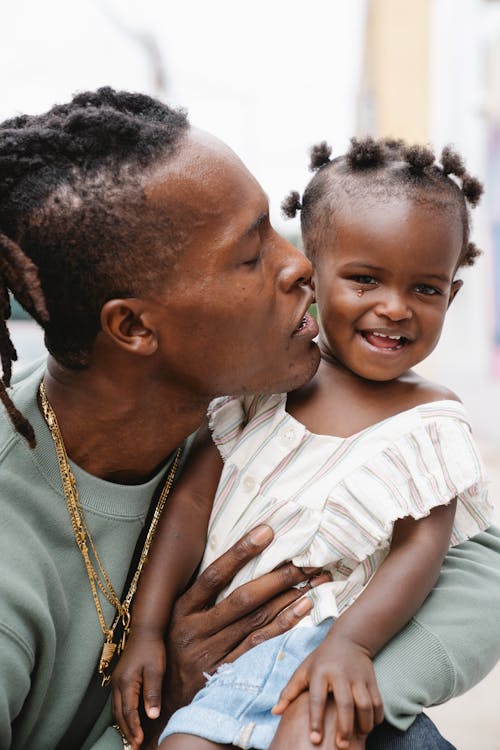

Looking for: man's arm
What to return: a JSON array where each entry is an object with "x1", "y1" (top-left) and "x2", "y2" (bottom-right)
[
  {"x1": 374, "y1": 526, "x2": 500, "y2": 729},
  {"x1": 0, "y1": 626, "x2": 32, "y2": 750}
]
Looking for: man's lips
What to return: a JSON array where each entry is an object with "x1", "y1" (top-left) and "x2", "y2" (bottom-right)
[
  {"x1": 292, "y1": 290, "x2": 318, "y2": 338},
  {"x1": 292, "y1": 310, "x2": 319, "y2": 338},
  {"x1": 360, "y1": 330, "x2": 411, "y2": 350}
]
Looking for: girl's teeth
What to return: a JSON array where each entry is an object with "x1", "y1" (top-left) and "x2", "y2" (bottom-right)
[
  {"x1": 362, "y1": 331, "x2": 407, "y2": 350},
  {"x1": 372, "y1": 332, "x2": 400, "y2": 340}
]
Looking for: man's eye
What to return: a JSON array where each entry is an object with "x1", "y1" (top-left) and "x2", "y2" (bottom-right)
[
  {"x1": 415, "y1": 284, "x2": 441, "y2": 296},
  {"x1": 242, "y1": 256, "x2": 259, "y2": 267}
]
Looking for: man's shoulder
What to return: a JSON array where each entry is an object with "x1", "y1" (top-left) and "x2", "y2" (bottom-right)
[
  {"x1": 10, "y1": 356, "x2": 47, "y2": 385},
  {"x1": 1, "y1": 358, "x2": 45, "y2": 461}
]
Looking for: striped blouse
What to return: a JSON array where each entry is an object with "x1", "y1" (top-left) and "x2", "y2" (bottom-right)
[{"x1": 199, "y1": 394, "x2": 493, "y2": 625}]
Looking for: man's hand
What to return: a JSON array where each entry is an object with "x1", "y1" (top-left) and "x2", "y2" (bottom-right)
[
  {"x1": 272, "y1": 634, "x2": 384, "y2": 749},
  {"x1": 142, "y1": 524, "x2": 329, "y2": 746}
]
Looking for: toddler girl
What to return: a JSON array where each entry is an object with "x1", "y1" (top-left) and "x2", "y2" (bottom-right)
[{"x1": 112, "y1": 137, "x2": 493, "y2": 750}]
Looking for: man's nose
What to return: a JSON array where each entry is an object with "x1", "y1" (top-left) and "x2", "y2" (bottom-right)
[{"x1": 276, "y1": 238, "x2": 313, "y2": 292}]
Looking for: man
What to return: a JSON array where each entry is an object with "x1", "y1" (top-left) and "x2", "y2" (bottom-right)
[{"x1": 1, "y1": 88, "x2": 499, "y2": 749}]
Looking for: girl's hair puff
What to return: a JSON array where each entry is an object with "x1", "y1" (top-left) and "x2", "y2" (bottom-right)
[{"x1": 282, "y1": 136, "x2": 483, "y2": 270}]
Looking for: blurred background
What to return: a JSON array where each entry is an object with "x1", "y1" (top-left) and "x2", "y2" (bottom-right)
[{"x1": 2, "y1": 1, "x2": 499, "y2": 747}]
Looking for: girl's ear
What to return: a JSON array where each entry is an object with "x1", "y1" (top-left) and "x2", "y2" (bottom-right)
[{"x1": 448, "y1": 279, "x2": 463, "y2": 308}]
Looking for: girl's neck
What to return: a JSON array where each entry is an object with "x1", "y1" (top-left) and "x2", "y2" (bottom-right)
[{"x1": 287, "y1": 355, "x2": 436, "y2": 440}]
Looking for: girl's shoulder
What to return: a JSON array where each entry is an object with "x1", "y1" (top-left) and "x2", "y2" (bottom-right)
[
  {"x1": 352, "y1": 372, "x2": 464, "y2": 431},
  {"x1": 394, "y1": 371, "x2": 462, "y2": 410}
]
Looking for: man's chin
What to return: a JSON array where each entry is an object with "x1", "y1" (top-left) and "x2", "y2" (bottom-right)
[{"x1": 257, "y1": 343, "x2": 321, "y2": 396}]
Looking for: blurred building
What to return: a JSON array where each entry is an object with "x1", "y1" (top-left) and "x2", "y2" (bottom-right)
[{"x1": 356, "y1": 0, "x2": 500, "y2": 442}]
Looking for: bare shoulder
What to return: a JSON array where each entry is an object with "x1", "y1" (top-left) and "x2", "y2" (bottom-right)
[{"x1": 399, "y1": 371, "x2": 462, "y2": 407}]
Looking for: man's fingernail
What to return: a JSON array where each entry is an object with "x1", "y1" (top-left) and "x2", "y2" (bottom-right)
[
  {"x1": 249, "y1": 525, "x2": 273, "y2": 545},
  {"x1": 310, "y1": 572, "x2": 332, "y2": 587},
  {"x1": 148, "y1": 706, "x2": 160, "y2": 719},
  {"x1": 293, "y1": 597, "x2": 313, "y2": 615}
]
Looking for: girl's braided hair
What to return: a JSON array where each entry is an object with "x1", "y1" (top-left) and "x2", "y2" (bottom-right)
[
  {"x1": 281, "y1": 136, "x2": 483, "y2": 267},
  {"x1": 0, "y1": 87, "x2": 189, "y2": 446}
]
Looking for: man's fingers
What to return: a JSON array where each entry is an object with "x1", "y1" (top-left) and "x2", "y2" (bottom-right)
[
  {"x1": 209, "y1": 564, "x2": 329, "y2": 637},
  {"x1": 185, "y1": 560, "x2": 312, "y2": 643},
  {"x1": 226, "y1": 594, "x2": 314, "y2": 662},
  {"x1": 179, "y1": 525, "x2": 274, "y2": 613}
]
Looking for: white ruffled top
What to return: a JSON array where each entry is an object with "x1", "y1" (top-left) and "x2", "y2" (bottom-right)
[{"x1": 200, "y1": 393, "x2": 492, "y2": 623}]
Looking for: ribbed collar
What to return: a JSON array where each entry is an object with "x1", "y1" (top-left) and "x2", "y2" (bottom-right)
[{"x1": 10, "y1": 361, "x2": 174, "y2": 520}]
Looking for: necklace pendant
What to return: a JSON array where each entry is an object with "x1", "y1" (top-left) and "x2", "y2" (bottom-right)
[
  {"x1": 119, "y1": 623, "x2": 130, "y2": 655},
  {"x1": 118, "y1": 609, "x2": 131, "y2": 655},
  {"x1": 99, "y1": 639, "x2": 117, "y2": 684}
]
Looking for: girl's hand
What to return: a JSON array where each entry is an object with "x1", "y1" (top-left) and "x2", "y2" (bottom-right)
[
  {"x1": 111, "y1": 629, "x2": 166, "y2": 750},
  {"x1": 272, "y1": 634, "x2": 384, "y2": 749},
  {"x1": 269, "y1": 690, "x2": 368, "y2": 750}
]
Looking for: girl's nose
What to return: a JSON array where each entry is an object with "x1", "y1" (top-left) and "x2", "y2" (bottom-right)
[{"x1": 375, "y1": 290, "x2": 413, "y2": 321}]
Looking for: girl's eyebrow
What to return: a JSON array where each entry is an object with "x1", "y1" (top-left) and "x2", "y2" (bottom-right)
[
  {"x1": 417, "y1": 273, "x2": 451, "y2": 283},
  {"x1": 340, "y1": 262, "x2": 451, "y2": 284},
  {"x1": 340, "y1": 262, "x2": 384, "y2": 272}
]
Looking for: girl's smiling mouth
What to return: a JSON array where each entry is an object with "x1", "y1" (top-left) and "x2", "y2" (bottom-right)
[{"x1": 360, "y1": 330, "x2": 411, "y2": 351}]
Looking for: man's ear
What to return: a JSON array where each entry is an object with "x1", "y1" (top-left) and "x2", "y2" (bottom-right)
[
  {"x1": 448, "y1": 279, "x2": 463, "y2": 308},
  {"x1": 100, "y1": 299, "x2": 158, "y2": 356}
]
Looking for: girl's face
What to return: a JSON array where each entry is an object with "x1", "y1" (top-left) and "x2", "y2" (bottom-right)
[{"x1": 312, "y1": 196, "x2": 464, "y2": 382}]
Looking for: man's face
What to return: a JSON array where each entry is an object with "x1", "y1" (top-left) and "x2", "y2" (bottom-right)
[{"x1": 143, "y1": 129, "x2": 320, "y2": 399}]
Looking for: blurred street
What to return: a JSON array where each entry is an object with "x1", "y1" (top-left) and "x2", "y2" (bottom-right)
[{"x1": 428, "y1": 440, "x2": 500, "y2": 750}]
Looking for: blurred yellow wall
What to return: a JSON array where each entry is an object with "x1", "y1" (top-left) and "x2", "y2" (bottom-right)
[{"x1": 359, "y1": 0, "x2": 430, "y2": 142}]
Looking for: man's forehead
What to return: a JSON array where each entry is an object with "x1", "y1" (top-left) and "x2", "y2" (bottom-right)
[
  {"x1": 149, "y1": 127, "x2": 245, "y2": 184},
  {"x1": 144, "y1": 127, "x2": 265, "y2": 224}
]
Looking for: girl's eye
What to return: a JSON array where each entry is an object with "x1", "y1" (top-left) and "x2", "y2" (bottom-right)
[
  {"x1": 414, "y1": 284, "x2": 441, "y2": 296},
  {"x1": 351, "y1": 275, "x2": 377, "y2": 286}
]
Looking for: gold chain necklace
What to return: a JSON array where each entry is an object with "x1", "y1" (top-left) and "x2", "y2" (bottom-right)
[{"x1": 39, "y1": 382, "x2": 183, "y2": 686}]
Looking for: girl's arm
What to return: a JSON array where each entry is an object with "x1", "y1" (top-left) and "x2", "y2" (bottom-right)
[
  {"x1": 112, "y1": 421, "x2": 223, "y2": 749},
  {"x1": 273, "y1": 500, "x2": 457, "y2": 749}
]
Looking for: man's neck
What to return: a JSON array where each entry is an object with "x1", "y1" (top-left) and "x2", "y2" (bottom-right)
[{"x1": 43, "y1": 356, "x2": 208, "y2": 484}]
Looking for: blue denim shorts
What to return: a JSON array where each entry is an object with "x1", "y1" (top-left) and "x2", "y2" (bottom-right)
[{"x1": 159, "y1": 619, "x2": 333, "y2": 749}]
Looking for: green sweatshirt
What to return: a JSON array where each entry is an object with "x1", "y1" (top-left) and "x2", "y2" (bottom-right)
[{"x1": 1, "y1": 363, "x2": 500, "y2": 748}]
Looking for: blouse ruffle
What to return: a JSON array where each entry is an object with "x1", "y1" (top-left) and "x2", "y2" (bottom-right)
[{"x1": 205, "y1": 394, "x2": 492, "y2": 616}]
